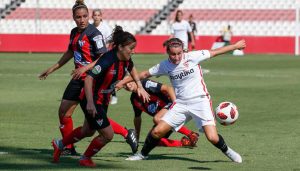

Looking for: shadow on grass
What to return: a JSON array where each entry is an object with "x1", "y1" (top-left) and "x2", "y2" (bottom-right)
[{"x1": 0, "y1": 146, "x2": 129, "y2": 170}]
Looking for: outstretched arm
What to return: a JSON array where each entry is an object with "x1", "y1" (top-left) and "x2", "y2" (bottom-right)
[
  {"x1": 209, "y1": 39, "x2": 246, "y2": 58},
  {"x1": 39, "y1": 49, "x2": 73, "y2": 80},
  {"x1": 129, "y1": 67, "x2": 150, "y2": 103},
  {"x1": 115, "y1": 70, "x2": 152, "y2": 91},
  {"x1": 71, "y1": 54, "x2": 102, "y2": 79}
]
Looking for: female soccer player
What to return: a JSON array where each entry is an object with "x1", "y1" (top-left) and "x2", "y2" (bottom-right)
[
  {"x1": 170, "y1": 10, "x2": 195, "y2": 51},
  {"x1": 117, "y1": 38, "x2": 246, "y2": 163},
  {"x1": 51, "y1": 25, "x2": 149, "y2": 167},
  {"x1": 122, "y1": 78, "x2": 199, "y2": 147},
  {"x1": 39, "y1": 0, "x2": 106, "y2": 155}
]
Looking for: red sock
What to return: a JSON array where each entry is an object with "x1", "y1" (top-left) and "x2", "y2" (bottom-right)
[
  {"x1": 59, "y1": 117, "x2": 74, "y2": 149},
  {"x1": 108, "y1": 118, "x2": 128, "y2": 138},
  {"x1": 178, "y1": 126, "x2": 192, "y2": 136},
  {"x1": 83, "y1": 137, "x2": 106, "y2": 158},
  {"x1": 158, "y1": 138, "x2": 182, "y2": 147},
  {"x1": 62, "y1": 126, "x2": 84, "y2": 146}
]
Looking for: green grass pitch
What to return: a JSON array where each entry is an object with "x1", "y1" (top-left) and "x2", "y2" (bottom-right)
[{"x1": 0, "y1": 52, "x2": 299, "y2": 170}]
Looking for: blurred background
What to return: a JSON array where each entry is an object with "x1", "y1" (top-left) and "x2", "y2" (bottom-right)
[{"x1": 0, "y1": 0, "x2": 299, "y2": 54}]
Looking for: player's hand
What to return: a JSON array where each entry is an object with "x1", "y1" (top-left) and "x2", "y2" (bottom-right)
[
  {"x1": 137, "y1": 87, "x2": 150, "y2": 103},
  {"x1": 86, "y1": 102, "x2": 97, "y2": 118},
  {"x1": 191, "y1": 42, "x2": 195, "y2": 50},
  {"x1": 39, "y1": 69, "x2": 51, "y2": 80},
  {"x1": 115, "y1": 81, "x2": 124, "y2": 91},
  {"x1": 234, "y1": 39, "x2": 246, "y2": 50},
  {"x1": 71, "y1": 67, "x2": 87, "y2": 80}
]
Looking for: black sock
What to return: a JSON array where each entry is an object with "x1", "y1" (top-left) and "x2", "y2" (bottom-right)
[
  {"x1": 141, "y1": 131, "x2": 160, "y2": 156},
  {"x1": 213, "y1": 134, "x2": 228, "y2": 153}
]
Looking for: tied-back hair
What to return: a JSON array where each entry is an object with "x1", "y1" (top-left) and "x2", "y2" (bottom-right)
[
  {"x1": 72, "y1": 0, "x2": 88, "y2": 14},
  {"x1": 111, "y1": 25, "x2": 136, "y2": 50},
  {"x1": 175, "y1": 10, "x2": 183, "y2": 22},
  {"x1": 163, "y1": 38, "x2": 183, "y2": 52},
  {"x1": 93, "y1": 9, "x2": 102, "y2": 15}
]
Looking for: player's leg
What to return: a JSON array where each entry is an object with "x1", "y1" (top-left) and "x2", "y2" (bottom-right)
[
  {"x1": 193, "y1": 99, "x2": 242, "y2": 163},
  {"x1": 79, "y1": 125, "x2": 114, "y2": 167},
  {"x1": 59, "y1": 79, "x2": 84, "y2": 155},
  {"x1": 202, "y1": 125, "x2": 242, "y2": 163},
  {"x1": 79, "y1": 104, "x2": 114, "y2": 167},
  {"x1": 126, "y1": 104, "x2": 188, "y2": 160},
  {"x1": 126, "y1": 121, "x2": 173, "y2": 160},
  {"x1": 52, "y1": 119, "x2": 95, "y2": 163},
  {"x1": 108, "y1": 118, "x2": 138, "y2": 153},
  {"x1": 154, "y1": 106, "x2": 199, "y2": 146},
  {"x1": 58, "y1": 99, "x2": 78, "y2": 154}
]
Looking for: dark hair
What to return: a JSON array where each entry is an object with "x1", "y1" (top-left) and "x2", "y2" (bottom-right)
[
  {"x1": 163, "y1": 38, "x2": 184, "y2": 52},
  {"x1": 72, "y1": 0, "x2": 88, "y2": 15},
  {"x1": 111, "y1": 25, "x2": 136, "y2": 50},
  {"x1": 175, "y1": 10, "x2": 183, "y2": 22}
]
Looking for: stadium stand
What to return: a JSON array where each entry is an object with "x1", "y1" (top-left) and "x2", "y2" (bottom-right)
[
  {"x1": 0, "y1": 0, "x2": 168, "y2": 34},
  {"x1": 151, "y1": 0, "x2": 297, "y2": 36}
]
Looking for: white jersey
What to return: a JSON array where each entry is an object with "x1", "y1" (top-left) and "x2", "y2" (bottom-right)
[
  {"x1": 96, "y1": 21, "x2": 112, "y2": 44},
  {"x1": 149, "y1": 50, "x2": 211, "y2": 102},
  {"x1": 170, "y1": 20, "x2": 192, "y2": 50}
]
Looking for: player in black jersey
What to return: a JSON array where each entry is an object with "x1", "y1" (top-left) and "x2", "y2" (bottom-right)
[
  {"x1": 51, "y1": 25, "x2": 149, "y2": 167},
  {"x1": 39, "y1": 0, "x2": 106, "y2": 156},
  {"x1": 123, "y1": 78, "x2": 199, "y2": 147}
]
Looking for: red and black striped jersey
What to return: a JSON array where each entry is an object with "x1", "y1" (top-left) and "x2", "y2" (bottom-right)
[
  {"x1": 68, "y1": 24, "x2": 107, "y2": 80},
  {"x1": 88, "y1": 49, "x2": 134, "y2": 105},
  {"x1": 131, "y1": 79, "x2": 171, "y2": 117}
]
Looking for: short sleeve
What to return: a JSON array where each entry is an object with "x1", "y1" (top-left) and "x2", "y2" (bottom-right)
[
  {"x1": 148, "y1": 62, "x2": 166, "y2": 77},
  {"x1": 188, "y1": 50, "x2": 211, "y2": 64},
  {"x1": 142, "y1": 79, "x2": 162, "y2": 94},
  {"x1": 68, "y1": 29, "x2": 76, "y2": 51},
  {"x1": 90, "y1": 30, "x2": 107, "y2": 55},
  {"x1": 88, "y1": 55, "x2": 111, "y2": 78}
]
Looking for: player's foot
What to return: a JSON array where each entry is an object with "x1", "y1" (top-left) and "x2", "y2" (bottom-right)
[
  {"x1": 187, "y1": 131, "x2": 199, "y2": 147},
  {"x1": 51, "y1": 139, "x2": 62, "y2": 163},
  {"x1": 61, "y1": 147, "x2": 79, "y2": 156},
  {"x1": 125, "y1": 153, "x2": 148, "y2": 161},
  {"x1": 125, "y1": 129, "x2": 138, "y2": 153},
  {"x1": 79, "y1": 157, "x2": 96, "y2": 167},
  {"x1": 110, "y1": 96, "x2": 118, "y2": 105},
  {"x1": 181, "y1": 136, "x2": 193, "y2": 148},
  {"x1": 224, "y1": 147, "x2": 242, "y2": 163}
]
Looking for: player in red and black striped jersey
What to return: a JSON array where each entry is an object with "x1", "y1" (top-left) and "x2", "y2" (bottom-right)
[
  {"x1": 51, "y1": 25, "x2": 150, "y2": 167},
  {"x1": 39, "y1": 0, "x2": 107, "y2": 156},
  {"x1": 121, "y1": 78, "x2": 199, "y2": 147}
]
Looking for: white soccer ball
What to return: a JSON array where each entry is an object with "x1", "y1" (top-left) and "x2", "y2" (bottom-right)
[{"x1": 215, "y1": 101, "x2": 239, "y2": 125}]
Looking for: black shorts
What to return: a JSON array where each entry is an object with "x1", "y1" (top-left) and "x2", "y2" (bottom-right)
[
  {"x1": 80, "y1": 99, "x2": 110, "y2": 130},
  {"x1": 62, "y1": 79, "x2": 84, "y2": 101}
]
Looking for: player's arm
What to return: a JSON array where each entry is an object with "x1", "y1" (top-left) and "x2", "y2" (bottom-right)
[
  {"x1": 189, "y1": 31, "x2": 195, "y2": 49},
  {"x1": 71, "y1": 54, "x2": 103, "y2": 79},
  {"x1": 209, "y1": 39, "x2": 246, "y2": 58},
  {"x1": 39, "y1": 49, "x2": 73, "y2": 80},
  {"x1": 116, "y1": 70, "x2": 152, "y2": 90},
  {"x1": 160, "y1": 84, "x2": 176, "y2": 102},
  {"x1": 84, "y1": 75, "x2": 97, "y2": 117},
  {"x1": 129, "y1": 67, "x2": 150, "y2": 103}
]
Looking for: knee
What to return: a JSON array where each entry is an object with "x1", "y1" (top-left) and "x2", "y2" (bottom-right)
[
  {"x1": 153, "y1": 116, "x2": 160, "y2": 125},
  {"x1": 151, "y1": 128, "x2": 164, "y2": 139},
  {"x1": 81, "y1": 127, "x2": 96, "y2": 137},
  {"x1": 102, "y1": 132, "x2": 114, "y2": 143}
]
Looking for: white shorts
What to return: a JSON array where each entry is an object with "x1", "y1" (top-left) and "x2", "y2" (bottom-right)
[{"x1": 161, "y1": 99, "x2": 215, "y2": 132}]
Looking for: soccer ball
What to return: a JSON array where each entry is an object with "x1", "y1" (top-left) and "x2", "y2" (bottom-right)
[{"x1": 215, "y1": 101, "x2": 239, "y2": 125}]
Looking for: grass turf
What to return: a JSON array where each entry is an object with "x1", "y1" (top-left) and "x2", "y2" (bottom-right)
[{"x1": 0, "y1": 52, "x2": 299, "y2": 170}]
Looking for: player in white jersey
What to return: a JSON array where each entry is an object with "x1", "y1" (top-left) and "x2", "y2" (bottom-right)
[
  {"x1": 170, "y1": 10, "x2": 195, "y2": 51},
  {"x1": 117, "y1": 38, "x2": 246, "y2": 163},
  {"x1": 92, "y1": 9, "x2": 112, "y2": 47}
]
